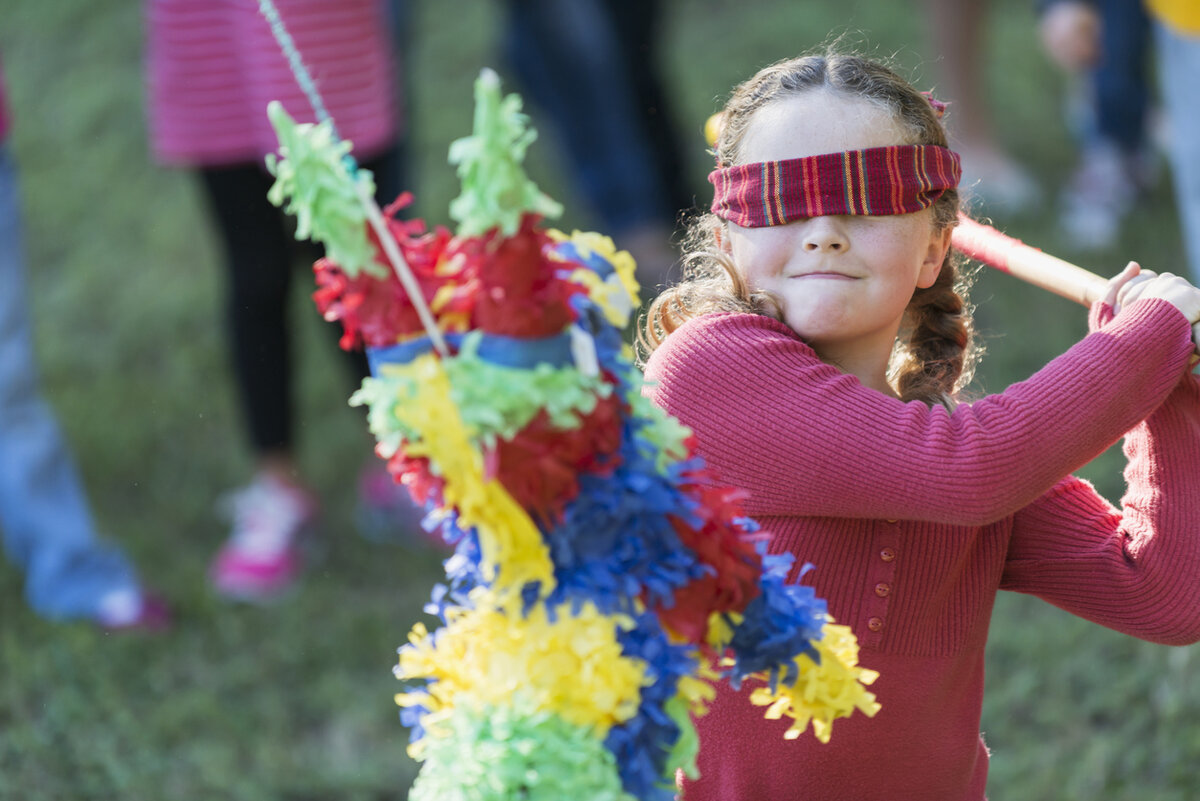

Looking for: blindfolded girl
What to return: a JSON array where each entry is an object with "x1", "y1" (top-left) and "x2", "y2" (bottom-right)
[{"x1": 641, "y1": 51, "x2": 1200, "y2": 801}]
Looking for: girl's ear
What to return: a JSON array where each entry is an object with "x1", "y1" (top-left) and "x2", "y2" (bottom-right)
[{"x1": 916, "y1": 226, "x2": 953, "y2": 288}]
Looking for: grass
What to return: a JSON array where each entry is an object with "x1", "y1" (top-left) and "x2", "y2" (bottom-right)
[{"x1": 1, "y1": 0, "x2": 1197, "y2": 798}]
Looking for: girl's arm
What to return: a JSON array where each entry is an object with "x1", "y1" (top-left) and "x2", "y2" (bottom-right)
[
  {"x1": 643, "y1": 299, "x2": 1194, "y2": 525},
  {"x1": 1000, "y1": 374, "x2": 1200, "y2": 645}
]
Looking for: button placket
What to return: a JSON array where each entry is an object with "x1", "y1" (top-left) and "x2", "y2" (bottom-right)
[{"x1": 864, "y1": 519, "x2": 899, "y2": 645}]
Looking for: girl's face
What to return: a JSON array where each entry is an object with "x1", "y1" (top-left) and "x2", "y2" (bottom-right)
[{"x1": 723, "y1": 89, "x2": 951, "y2": 372}]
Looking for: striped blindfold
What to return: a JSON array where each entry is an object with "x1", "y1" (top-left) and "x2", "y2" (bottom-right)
[{"x1": 708, "y1": 145, "x2": 961, "y2": 227}]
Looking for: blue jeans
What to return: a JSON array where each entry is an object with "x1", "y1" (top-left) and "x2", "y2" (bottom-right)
[
  {"x1": 1090, "y1": 0, "x2": 1151, "y2": 153},
  {"x1": 1156, "y1": 23, "x2": 1200, "y2": 282},
  {"x1": 0, "y1": 144, "x2": 138, "y2": 620}
]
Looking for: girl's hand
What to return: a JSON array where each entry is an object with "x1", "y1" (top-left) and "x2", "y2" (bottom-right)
[
  {"x1": 1114, "y1": 267, "x2": 1200, "y2": 323},
  {"x1": 1106, "y1": 261, "x2": 1200, "y2": 358},
  {"x1": 1103, "y1": 261, "x2": 1149, "y2": 315}
]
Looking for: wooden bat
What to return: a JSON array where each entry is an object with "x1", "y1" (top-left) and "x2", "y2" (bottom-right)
[
  {"x1": 953, "y1": 213, "x2": 1200, "y2": 358},
  {"x1": 950, "y1": 213, "x2": 1109, "y2": 308}
]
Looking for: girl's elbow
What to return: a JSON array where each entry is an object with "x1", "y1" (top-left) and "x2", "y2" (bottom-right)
[
  {"x1": 1161, "y1": 618, "x2": 1200, "y2": 647},
  {"x1": 1139, "y1": 604, "x2": 1200, "y2": 646},
  {"x1": 1147, "y1": 629, "x2": 1200, "y2": 647}
]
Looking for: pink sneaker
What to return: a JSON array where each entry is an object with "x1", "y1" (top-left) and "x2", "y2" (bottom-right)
[{"x1": 209, "y1": 476, "x2": 318, "y2": 601}]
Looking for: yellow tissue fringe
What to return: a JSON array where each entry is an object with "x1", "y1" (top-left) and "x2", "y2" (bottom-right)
[
  {"x1": 548, "y1": 230, "x2": 641, "y2": 327},
  {"x1": 704, "y1": 610, "x2": 742, "y2": 651},
  {"x1": 676, "y1": 668, "x2": 719, "y2": 719},
  {"x1": 749, "y1": 622, "x2": 881, "y2": 744},
  {"x1": 429, "y1": 282, "x2": 471, "y2": 333},
  {"x1": 386, "y1": 353, "x2": 553, "y2": 599},
  {"x1": 395, "y1": 596, "x2": 649, "y2": 758}
]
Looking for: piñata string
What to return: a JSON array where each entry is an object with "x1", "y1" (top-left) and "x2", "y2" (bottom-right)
[
  {"x1": 256, "y1": 0, "x2": 339, "y2": 136},
  {"x1": 255, "y1": 0, "x2": 450, "y2": 358}
]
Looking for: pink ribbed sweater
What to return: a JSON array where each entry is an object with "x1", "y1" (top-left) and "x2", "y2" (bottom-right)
[{"x1": 643, "y1": 299, "x2": 1200, "y2": 801}]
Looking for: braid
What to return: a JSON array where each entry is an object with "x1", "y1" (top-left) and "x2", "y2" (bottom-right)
[{"x1": 889, "y1": 252, "x2": 978, "y2": 408}]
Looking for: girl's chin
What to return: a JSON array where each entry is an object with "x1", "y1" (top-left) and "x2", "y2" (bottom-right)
[
  {"x1": 780, "y1": 302, "x2": 855, "y2": 333},
  {"x1": 783, "y1": 319, "x2": 854, "y2": 342}
]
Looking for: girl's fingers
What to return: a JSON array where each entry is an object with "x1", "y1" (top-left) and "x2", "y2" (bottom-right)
[
  {"x1": 1117, "y1": 275, "x2": 1156, "y2": 308},
  {"x1": 1103, "y1": 261, "x2": 1141, "y2": 308},
  {"x1": 1105, "y1": 267, "x2": 1200, "y2": 365},
  {"x1": 1116, "y1": 268, "x2": 1163, "y2": 311}
]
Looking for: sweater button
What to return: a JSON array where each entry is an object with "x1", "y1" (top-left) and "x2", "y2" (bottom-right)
[
  {"x1": 886, "y1": 519, "x2": 898, "y2": 524},
  {"x1": 874, "y1": 582, "x2": 891, "y2": 598},
  {"x1": 867, "y1": 616, "x2": 884, "y2": 632},
  {"x1": 879, "y1": 547, "x2": 896, "y2": 562}
]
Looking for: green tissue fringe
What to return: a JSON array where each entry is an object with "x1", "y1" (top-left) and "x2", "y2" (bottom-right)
[
  {"x1": 410, "y1": 701, "x2": 636, "y2": 801},
  {"x1": 350, "y1": 333, "x2": 608, "y2": 456},
  {"x1": 448, "y1": 68, "x2": 563, "y2": 237},
  {"x1": 664, "y1": 695, "x2": 702, "y2": 783},
  {"x1": 621, "y1": 376, "x2": 693, "y2": 471},
  {"x1": 264, "y1": 101, "x2": 383, "y2": 278}
]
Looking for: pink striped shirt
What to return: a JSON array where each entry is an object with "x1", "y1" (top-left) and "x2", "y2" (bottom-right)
[{"x1": 145, "y1": 0, "x2": 399, "y2": 166}]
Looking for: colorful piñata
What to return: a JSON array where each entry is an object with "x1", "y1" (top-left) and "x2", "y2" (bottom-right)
[{"x1": 265, "y1": 67, "x2": 880, "y2": 801}]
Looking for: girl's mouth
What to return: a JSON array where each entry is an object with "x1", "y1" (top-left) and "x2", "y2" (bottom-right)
[{"x1": 791, "y1": 271, "x2": 856, "y2": 280}]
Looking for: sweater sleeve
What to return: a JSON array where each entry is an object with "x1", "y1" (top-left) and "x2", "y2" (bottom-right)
[
  {"x1": 1000, "y1": 375, "x2": 1200, "y2": 645},
  {"x1": 642, "y1": 299, "x2": 1194, "y2": 525}
]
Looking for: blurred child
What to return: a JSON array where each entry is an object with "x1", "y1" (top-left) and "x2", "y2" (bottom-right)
[
  {"x1": 1039, "y1": 1, "x2": 1200, "y2": 276},
  {"x1": 642, "y1": 51, "x2": 1200, "y2": 799},
  {"x1": 144, "y1": 0, "x2": 420, "y2": 602},
  {"x1": 1151, "y1": 3, "x2": 1200, "y2": 281},
  {"x1": 923, "y1": 0, "x2": 1041, "y2": 216},
  {"x1": 1038, "y1": 0, "x2": 1155, "y2": 249},
  {"x1": 501, "y1": 0, "x2": 692, "y2": 292},
  {"x1": 0, "y1": 61, "x2": 167, "y2": 630}
]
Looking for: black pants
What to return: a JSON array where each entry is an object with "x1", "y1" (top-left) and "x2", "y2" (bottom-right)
[{"x1": 196, "y1": 146, "x2": 402, "y2": 454}]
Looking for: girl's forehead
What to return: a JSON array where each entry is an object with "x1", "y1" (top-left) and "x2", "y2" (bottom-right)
[{"x1": 739, "y1": 89, "x2": 912, "y2": 163}]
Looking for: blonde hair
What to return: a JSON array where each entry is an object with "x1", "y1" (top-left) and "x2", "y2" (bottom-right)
[{"x1": 639, "y1": 51, "x2": 981, "y2": 408}]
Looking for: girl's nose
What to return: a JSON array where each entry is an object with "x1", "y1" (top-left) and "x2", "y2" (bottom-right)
[{"x1": 801, "y1": 218, "x2": 849, "y2": 253}]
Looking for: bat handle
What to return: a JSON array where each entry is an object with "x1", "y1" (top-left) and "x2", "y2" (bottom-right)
[
  {"x1": 952, "y1": 214, "x2": 1200, "y2": 365},
  {"x1": 951, "y1": 214, "x2": 1110, "y2": 308}
]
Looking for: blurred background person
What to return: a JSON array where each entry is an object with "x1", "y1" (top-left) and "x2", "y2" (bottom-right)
[
  {"x1": 923, "y1": 0, "x2": 1043, "y2": 217},
  {"x1": 1038, "y1": 0, "x2": 1156, "y2": 250},
  {"x1": 500, "y1": 0, "x2": 693, "y2": 293},
  {"x1": 144, "y1": 0, "x2": 418, "y2": 603},
  {"x1": 1038, "y1": 0, "x2": 1200, "y2": 275},
  {"x1": 1151, "y1": 1, "x2": 1200, "y2": 281},
  {"x1": 0, "y1": 58, "x2": 168, "y2": 630}
]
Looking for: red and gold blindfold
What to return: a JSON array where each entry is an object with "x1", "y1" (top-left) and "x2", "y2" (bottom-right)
[{"x1": 709, "y1": 145, "x2": 961, "y2": 227}]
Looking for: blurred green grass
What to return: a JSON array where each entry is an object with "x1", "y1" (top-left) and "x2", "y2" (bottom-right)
[{"x1": 0, "y1": 0, "x2": 1196, "y2": 799}]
